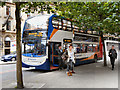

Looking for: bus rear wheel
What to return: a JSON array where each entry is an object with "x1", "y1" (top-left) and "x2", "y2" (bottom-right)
[{"x1": 94, "y1": 55, "x2": 98, "y2": 63}]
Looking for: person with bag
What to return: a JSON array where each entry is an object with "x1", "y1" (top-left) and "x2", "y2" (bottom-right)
[
  {"x1": 109, "y1": 45, "x2": 117, "y2": 70},
  {"x1": 66, "y1": 44, "x2": 75, "y2": 76},
  {"x1": 61, "y1": 49, "x2": 68, "y2": 68}
]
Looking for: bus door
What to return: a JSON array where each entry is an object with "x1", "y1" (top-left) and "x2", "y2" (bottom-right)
[{"x1": 49, "y1": 42, "x2": 61, "y2": 67}]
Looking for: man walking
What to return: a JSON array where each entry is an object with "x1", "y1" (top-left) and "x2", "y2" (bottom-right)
[
  {"x1": 57, "y1": 45, "x2": 64, "y2": 70},
  {"x1": 109, "y1": 45, "x2": 117, "y2": 70}
]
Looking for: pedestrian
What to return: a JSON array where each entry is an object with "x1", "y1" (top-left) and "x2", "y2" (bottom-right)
[
  {"x1": 66, "y1": 44, "x2": 75, "y2": 76},
  {"x1": 109, "y1": 45, "x2": 117, "y2": 70},
  {"x1": 57, "y1": 45, "x2": 64, "y2": 70}
]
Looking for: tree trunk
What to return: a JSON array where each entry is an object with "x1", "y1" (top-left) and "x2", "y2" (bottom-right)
[
  {"x1": 15, "y1": 2, "x2": 24, "y2": 88},
  {"x1": 103, "y1": 40, "x2": 107, "y2": 66},
  {"x1": 103, "y1": 39, "x2": 107, "y2": 66},
  {"x1": 99, "y1": 15, "x2": 107, "y2": 66},
  {"x1": 100, "y1": 31, "x2": 107, "y2": 66}
]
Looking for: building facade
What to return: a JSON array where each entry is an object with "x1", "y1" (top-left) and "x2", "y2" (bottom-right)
[
  {"x1": 0, "y1": 2, "x2": 44, "y2": 57},
  {"x1": 0, "y1": 3, "x2": 16, "y2": 57}
]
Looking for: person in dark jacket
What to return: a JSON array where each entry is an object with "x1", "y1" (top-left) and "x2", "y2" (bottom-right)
[
  {"x1": 109, "y1": 45, "x2": 117, "y2": 70},
  {"x1": 57, "y1": 45, "x2": 64, "y2": 70}
]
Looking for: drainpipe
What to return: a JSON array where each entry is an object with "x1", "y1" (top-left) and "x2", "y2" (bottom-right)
[{"x1": 2, "y1": 14, "x2": 10, "y2": 28}]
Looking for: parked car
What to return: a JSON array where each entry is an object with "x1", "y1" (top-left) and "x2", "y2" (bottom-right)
[{"x1": 1, "y1": 53, "x2": 16, "y2": 62}]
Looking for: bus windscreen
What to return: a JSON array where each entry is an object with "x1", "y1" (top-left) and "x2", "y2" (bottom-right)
[{"x1": 22, "y1": 30, "x2": 47, "y2": 56}]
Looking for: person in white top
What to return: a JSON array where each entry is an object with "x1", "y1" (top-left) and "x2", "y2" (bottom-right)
[{"x1": 66, "y1": 44, "x2": 75, "y2": 76}]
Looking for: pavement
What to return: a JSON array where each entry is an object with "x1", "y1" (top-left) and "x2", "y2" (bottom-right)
[{"x1": 1, "y1": 59, "x2": 119, "y2": 89}]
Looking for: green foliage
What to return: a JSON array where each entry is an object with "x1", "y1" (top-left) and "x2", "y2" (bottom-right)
[
  {"x1": 20, "y1": 2, "x2": 53, "y2": 14},
  {"x1": 1, "y1": 2, "x2": 120, "y2": 35},
  {"x1": 55, "y1": 2, "x2": 120, "y2": 35},
  {"x1": 0, "y1": 2, "x2": 6, "y2": 7}
]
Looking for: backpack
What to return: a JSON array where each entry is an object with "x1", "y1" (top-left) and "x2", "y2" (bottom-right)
[{"x1": 61, "y1": 50, "x2": 68, "y2": 61}]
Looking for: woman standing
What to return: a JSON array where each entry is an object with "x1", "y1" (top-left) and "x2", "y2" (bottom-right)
[{"x1": 66, "y1": 44, "x2": 75, "y2": 76}]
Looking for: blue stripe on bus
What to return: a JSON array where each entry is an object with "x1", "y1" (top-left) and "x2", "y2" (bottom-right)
[
  {"x1": 35, "y1": 59, "x2": 50, "y2": 70},
  {"x1": 48, "y1": 14, "x2": 61, "y2": 39},
  {"x1": 22, "y1": 53, "x2": 45, "y2": 57},
  {"x1": 22, "y1": 58, "x2": 95, "y2": 70},
  {"x1": 47, "y1": 15, "x2": 55, "y2": 39},
  {"x1": 22, "y1": 59, "x2": 50, "y2": 70}
]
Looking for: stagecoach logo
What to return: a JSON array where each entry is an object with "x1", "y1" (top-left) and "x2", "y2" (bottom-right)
[{"x1": 28, "y1": 58, "x2": 36, "y2": 61}]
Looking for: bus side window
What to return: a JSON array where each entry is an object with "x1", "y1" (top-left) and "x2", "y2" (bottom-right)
[
  {"x1": 85, "y1": 45, "x2": 87, "y2": 53},
  {"x1": 87, "y1": 44, "x2": 94, "y2": 52},
  {"x1": 95, "y1": 45, "x2": 98, "y2": 52},
  {"x1": 82, "y1": 44, "x2": 88, "y2": 53}
]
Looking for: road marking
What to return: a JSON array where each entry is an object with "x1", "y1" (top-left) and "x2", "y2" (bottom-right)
[{"x1": 39, "y1": 83, "x2": 46, "y2": 88}]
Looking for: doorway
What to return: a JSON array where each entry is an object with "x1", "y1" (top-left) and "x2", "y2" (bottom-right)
[{"x1": 49, "y1": 42, "x2": 61, "y2": 67}]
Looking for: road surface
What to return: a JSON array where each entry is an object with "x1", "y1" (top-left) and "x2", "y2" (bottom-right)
[{"x1": 0, "y1": 57, "x2": 119, "y2": 88}]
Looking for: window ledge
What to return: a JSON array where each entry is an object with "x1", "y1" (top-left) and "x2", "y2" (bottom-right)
[{"x1": 5, "y1": 30, "x2": 16, "y2": 33}]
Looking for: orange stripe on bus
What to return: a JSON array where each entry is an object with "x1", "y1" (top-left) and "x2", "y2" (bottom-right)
[
  {"x1": 53, "y1": 55, "x2": 58, "y2": 57},
  {"x1": 50, "y1": 28, "x2": 58, "y2": 39},
  {"x1": 80, "y1": 52, "x2": 98, "y2": 61}
]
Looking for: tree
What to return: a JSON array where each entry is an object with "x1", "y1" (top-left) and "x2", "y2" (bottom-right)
[
  {"x1": 1, "y1": 1, "x2": 55, "y2": 88},
  {"x1": 15, "y1": 2, "x2": 24, "y2": 88},
  {"x1": 54, "y1": 2, "x2": 120, "y2": 34},
  {"x1": 15, "y1": 2, "x2": 55, "y2": 88},
  {"x1": 54, "y1": 2, "x2": 120, "y2": 66}
]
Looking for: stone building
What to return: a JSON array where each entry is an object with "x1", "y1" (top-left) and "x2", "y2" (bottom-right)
[
  {"x1": 0, "y1": 2, "x2": 16, "y2": 57},
  {"x1": 0, "y1": 2, "x2": 45, "y2": 57}
]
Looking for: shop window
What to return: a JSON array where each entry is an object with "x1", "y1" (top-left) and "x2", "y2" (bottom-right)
[
  {"x1": 5, "y1": 41, "x2": 10, "y2": 47},
  {"x1": 6, "y1": 6, "x2": 11, "y2": 16},
  {"x1": 6, "y1": 21, "x2": 11, "y2": 31},
  {"x1": 5, "y1": 37, "x2": 11, "y2": 47},
  {"x1": 5, "y1": 49, "x2": 10, "y2": 55}
]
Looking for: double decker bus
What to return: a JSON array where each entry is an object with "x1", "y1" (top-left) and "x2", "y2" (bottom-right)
[{"x1": 22, "y1": 14, "x2": 103, "y2": 70}]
